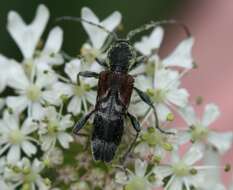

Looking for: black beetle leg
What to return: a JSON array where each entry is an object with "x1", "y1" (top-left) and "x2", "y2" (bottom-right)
[
  {"x1": 127, "y1": 112, "x2": 141, "y2": 133},
  {"x1": 95, "y1": 58, "x2": 109, "y2": 69},
  {"x1": 120, "y1": 112, "x2": 141, "y2": 164},
  {"x1": 73, "y1": 109, "x2": 96, "y2": 135},
  {"x1": 129, "y1": 55, "x2": 148, "y2": 71},
  {"x1": 77, "y1": 71, "x2": 99, "y2": 85},
  {"x1": 120, "y1": 132, "x2": 139, "y2": 164},
  {"x1": 133, "y1": 87, "x2": 174, "y2": 135}
]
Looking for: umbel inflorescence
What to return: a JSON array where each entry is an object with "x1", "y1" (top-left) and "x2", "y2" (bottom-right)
[{"x1": 0, "y1": 4, "x2": 232, "y2": 190}]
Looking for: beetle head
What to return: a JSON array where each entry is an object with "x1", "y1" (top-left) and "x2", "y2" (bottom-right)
[{"x1": 108, "y1": 40, "x2": 136, "y2": 72}]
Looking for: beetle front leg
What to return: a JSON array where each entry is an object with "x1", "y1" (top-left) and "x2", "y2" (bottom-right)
[
  {"x1": 77, "y1": 71, "x2": 99, "y2": 85},
  {"x1": 95, "y1": 58, "x2": 109, "y2": 69},
  {"x1": 129, "y1": 55, "x2": 148, "y2": 71},
  {"x1": 73, "y1": 109, "x2": 96, "y2": 135},
  {"x1": 133, "y1": 87, "x2": 174, "y2": 135}
]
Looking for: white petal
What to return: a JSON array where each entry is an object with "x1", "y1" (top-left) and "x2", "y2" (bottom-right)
[
  {"x1": 36, "y1": 178, "x2": 49, "y2": 190},
  {"x1": 202, "y1": 104, "x2": 220, "y2": 126},
  {"x1": 102, "y1": 11, "x2": 122, "y2": 32},
  {"x1": 41, "y1": 136, "x2": 54, "y2": 151},
  {"x1": 128, "y1": 101, "x2": 149, "y2": 117},
  {"x1": 6, "y1": 96, "x2": 28, "y2": 113},
  {"x1": 85, "y1": 91, "x2": 97, "y2": 105},
  {"x1": 4, "y1": 111, "x2": 19, "y2": 130},
  {"x1": 134, "y1": 27, "x2": 164, "y2": 55},
  {"x1": 36, "y1": 70, "x2": 57, "y2": 88},
  {"x1": 31, "y1": 102, "x2": 45, "y2": 120},
  {"x1": 21, "y1": 118, "x2": 38, "y2": 135},
  {"x1": 176, "y1": 131, "x2": 191, "y2": 145},
  {"x1": 134, "y1": 159, "x2": 147, "y2": 177},
  {"x1": 179, "y1": 105, "x2": 197, "y2": 126},
  {"x1": 0, "y1": 55, "x2": 9, "y2": 92},
  {"x1": 81, "y1": 7, "x2": 121, "y2": 49},
  {"x1": 22, "y1": 141, "x2": 37, "y2": 156},
  {"x1": 167, "y1": 88, "x2": 189, "y2": 107},
  {"x1": 157, "y1": 103, "x2": 171, "y2": 122},
  {"x1": 7, "y1": 4, "x2": 49, "y2": 59},
  {"x1": 183, "y1": 144, "x2": 203, "y2": 165},
  {"x1": 163, "y1": 37, "x2": 194, "y2": 69},
  {"x1": 43, "y1": 26, "x2": 63, "y2": 54},
  {"x1": 68, "y1": 97, "x2": 82, "y2": 115},
  {"x1": 7, "y1": 145, "x2": 20, "y2": 163},
  {"x1": 7, "y1": 61, "x2": 29, "y2": 90},
  {"x1": 60, "y1": 115, "x2": 73, "y2": 130},
  {"x1": 169, "y1": 178, "x2": 183, "y2": 190},
  {"x1": 134, "y1": 75, "x2": 153, "y2": 91},
  {"x1": 153, "y1": 166, "x2": 172, "y2": 178},
  {"x1": 57, "y1": 132, "x2": 73, "y2": 149},
  {"x1": 32, "y1": 158, "x2": 44, "y2": 172},
  {"x1": 154, "y1": 69, "x2": 179, "y2": 89},
  {"x1": 44, "y1": 106, "x2": 58, "y2": 120},
  {"x1": 65, "y1": 59, "x2": 82, "y2": 83},
  {"x1": 207, "y1": 131, "x2": 233, "y2": 154},
  {"x1": 115, "y1": 171, "x2": 128, "y2": 185},
  {"x1": 42, "y1": 82, "x2": 73, "y2": 105}
]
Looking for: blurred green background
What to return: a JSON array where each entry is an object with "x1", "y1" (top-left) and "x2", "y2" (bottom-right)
[{"x1": 0, "y1": 0, "x2": 184, "y2": 60}]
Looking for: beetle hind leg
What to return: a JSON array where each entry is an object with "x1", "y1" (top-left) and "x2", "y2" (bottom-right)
[{"x1": 134, "y1": 87, "x2": 174, "y2": 135}]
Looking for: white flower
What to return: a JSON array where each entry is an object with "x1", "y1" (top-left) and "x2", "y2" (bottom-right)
[
  {"x1": 0, "y1": 111, "x2": 38, "y2": 163},
  {"x1": 7, "y1": 158, "x2": 50, "y2": 190},
  {"x1": 62, "y1": 59, "x2": 97, "y2": 114},
  {"x1": 7, "y1": 4, "x2": 64, "y2": 70},
  {"x1": 134, "y1": 127, "x2": 175, "y2": 160},
  {"x1": 0, "y1": 56, "x2": 25, "y2": 94},
  {"x1": 6, "y1": 62, "x2": 57, "y2": 119},
  {"x1": 0, "y1": 180, "x2": 15, "y2": 190},
  {"x1": 134, "y1": 27, "x2": 164, "y2": 56},
  {"x1": 134, "y1": 27, "x2": 194, "y2": 69},
  {"x1": 153, "y1": 145, "x2": 204, "y2": 190},
  {"x1": 7, "y1": 4, "x2": 49, "y2": 59},
  {"x1": 42, "y1": 147, "x2": 64, "y2": 167},
  {"x1": 39, "y1": 106, "x2": 74, "y2": 151},
  {"x1": 134, "y1": 69, "x2": 189, "y2": 121},
  {"x1": 180, "y1": 104, "x2": 233, "y2": 154},
  {"x1": 195, "y1": 148, "x2": 226, "y2": 190},
  {"x1": 80, "y1": 7, "x2": 121, "y2": 74},
  {"x1": 81, "y1": 7, "x2": 121, "y2": 49},
  {"x1": 116, "y1": 159, "x2": 162, "y2": 190},
  {"x1": 0, "y1": 55, "x2": 10, "y2": 93}
]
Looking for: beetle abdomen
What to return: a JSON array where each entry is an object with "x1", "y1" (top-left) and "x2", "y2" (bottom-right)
[{"x1": 91, "y1": 114, "x2": 124, "y2": 162}]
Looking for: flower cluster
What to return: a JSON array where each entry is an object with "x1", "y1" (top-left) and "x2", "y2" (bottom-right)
[{"x1": 0, "y1": 4, "x2": 232, "y2": 190}]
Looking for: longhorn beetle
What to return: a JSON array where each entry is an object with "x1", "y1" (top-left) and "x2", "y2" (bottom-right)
[{"x1": 57, "y1": 16, "x2": 190, "y2": 162}]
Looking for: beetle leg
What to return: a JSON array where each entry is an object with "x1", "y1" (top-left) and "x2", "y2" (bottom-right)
[
  {"x1": 119, "y1": 113, "x2": 141, "y2": 164},
  {"x1": 120, "y1": 132, "x2": 139, "y2": 164},
  {"x1": 133, "y1": 87, "x2": 174, "y2": 135},
  {"x1": 73, "y1": 109, "x2": 96, "y2": 135},
  {"x1": 77, "y1": 71, "x2": 99, "y2": 85},
  {"x1": 95, "y1": 58, "x2": 109, "y2": 69},
  {"x1": 127, "y1": 112, "x2": 141, "y2": 133},
  {"x1": 129, "y1": 55, "x2": 148, "y2": 71}
]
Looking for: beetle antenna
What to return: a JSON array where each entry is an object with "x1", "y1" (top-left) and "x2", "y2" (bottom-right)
[
  {"x1": 56, "y1": 16, "x2": 118, "y2": 41},
  {"x1": 126, "y1": 19, "x2": 191, "y2": 41}
]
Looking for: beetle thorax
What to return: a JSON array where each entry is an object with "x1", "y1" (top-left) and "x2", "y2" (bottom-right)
[{"x1": 108, "y1": 40, "x2": 135, "y2": 73}]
